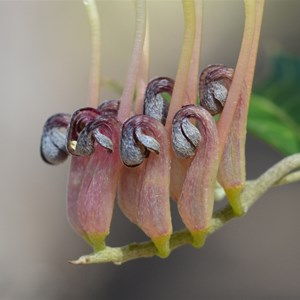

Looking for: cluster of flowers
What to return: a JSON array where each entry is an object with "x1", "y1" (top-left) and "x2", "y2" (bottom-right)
[
  {"x1": 40, "y1": 65, "x2": 234, "y2": 257},
  {"x1": 40, "y1": 0, "x2": 265, "y2": 258}
]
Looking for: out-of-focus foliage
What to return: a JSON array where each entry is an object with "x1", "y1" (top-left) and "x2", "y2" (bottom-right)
[{"x1": 249, "y1": 54, "x2": 300, "y2": 155}]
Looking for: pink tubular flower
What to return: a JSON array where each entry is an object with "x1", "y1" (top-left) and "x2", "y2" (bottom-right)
[
  {"x1": 119, "y1": 114, "x2": 172, "y2": 257},
  {"x1": 66, "y1": 103, "x2": 121, "y2": 251},
  {"x1": 172, "y1": 105, "x2": 219, "y2": 247}
]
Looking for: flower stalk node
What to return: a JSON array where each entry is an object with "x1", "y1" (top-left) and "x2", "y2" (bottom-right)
[
  {"x1": 226, "y1": 187, "x2": 246, "y2": 216},
  {"x1": 191, "y1": 229, "x2": 208, "y2": 249}
]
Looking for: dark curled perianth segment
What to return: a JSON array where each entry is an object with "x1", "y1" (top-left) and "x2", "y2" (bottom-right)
[
  {"x1": 97, "y1": 99, "x2": 120, "y2": 116},
  {"x1": 66, "y1": 107, "x2": 103, "y2": 156},
  {"x1": 40, "y1": 113, "x2": 71, "y2": 165},
  {"x1": 66, "y1": 100, "x2": 119, "y2": 157},
  {"x1": 74, "y1": 117, "x2": 116, "y2": 156},
  {"x1": 172, "y1": 105, "x2": 201, "y2": 158},
  {"x1": 143, "y1": 77, "x2": 174, "y2": 125},
  {"x1": 120, "y1": 115, "x2": 161, "y2": 167},
  {"x1": 199, "y1": 64, "x2": 233, "y2": 115}
]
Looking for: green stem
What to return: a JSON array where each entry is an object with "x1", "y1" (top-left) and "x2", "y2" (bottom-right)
[
  {"x1": 84, "y1": 0, "x2": 101, "y2": 108},
  {"x1": 70, "y1": 153, "x2": 300, "y2": 265},
  {"x1": 242, "y1": 154, "x2": 300, "y2": 210},
  {"x1": 274, "y1": 170, "x2": 300, "y2": 187}
]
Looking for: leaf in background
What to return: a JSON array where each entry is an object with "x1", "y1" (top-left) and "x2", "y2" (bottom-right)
[{"x1": 248, "y1": 54, "x2": 300, "y2": 155}]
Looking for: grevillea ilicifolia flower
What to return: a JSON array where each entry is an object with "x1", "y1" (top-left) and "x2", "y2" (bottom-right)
[
  {"x1": 172, "y1": 104, "x2": 219, "y2": 246},
  {"x1": 198, "y1": 64, "x2": 247, "y2": 215},
  {"x1": 119, "y1": 114, "x2": 172, "y2": 257},
  {"x1": 169, "y1": 67, "x2": 233, "y2": 206},
  {"x1": 71, "y1": 131, "x2": 120, "y2": 251},
  {"x1": 67, "y1": 102, "x2": 121, "y2": 251},
  {"x1": 116, "y1": 77, "x2": 176, "y2": 256}
]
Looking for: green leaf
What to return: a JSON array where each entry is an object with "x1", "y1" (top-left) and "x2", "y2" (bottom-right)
[
  {"x1": 248, "y1": 94, "x2": 300, "y2": 154},
  {"x1": 248, "y1": 54, "x2": 300, "y2": 155}
]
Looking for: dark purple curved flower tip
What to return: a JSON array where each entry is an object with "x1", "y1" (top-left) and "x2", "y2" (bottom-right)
[
  {"x1": 66, "y1": 107, "x2": 102, "y2": 156},
  {"x1": 40, "y1": 113, "x2": 71, "y2": 165},
  {"x1": 199, "y1": 64, "x2": 233, "y2": 115},
  {"x1": 143, "y1": 77, "x2": 174, "y2": 125}
]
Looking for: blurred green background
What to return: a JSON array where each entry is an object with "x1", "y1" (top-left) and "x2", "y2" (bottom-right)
[{"x1": 0, "y1": 1, "x2": 300, "y2": 299}]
